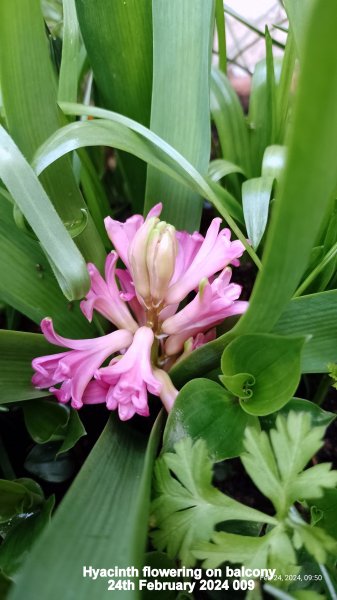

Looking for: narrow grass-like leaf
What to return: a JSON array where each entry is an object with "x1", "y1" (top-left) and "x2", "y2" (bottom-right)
[
  {"x1": 235, "y1": 0, "x2": 337, "y2": 335},
  {"x1": 170, "y1": 290, "x2": 337, "y2": 387},
  {"x1": 0, "y1": 332, "x2": 59, "y2": 404},
  {"x1": 75, "y1": 0, "x2": 153, "y2": 212},
  {"x1": 0, "y1": 198, "x2": 94, "y2": 336},
  {"x1": 223, "y1": 4, "x2": 285, "y2": 49},
  {"x1": 0, "y1": 127, "x2": 89, "y2": 300},
  {"x1": 58, "y1": 0, "x2": 81, "y2": 104},
  {"x1": 0, "y1": 0, "x2": 105, "y2": 269},
  {"x1": 145, "y1": 0, "x2": 214, "y2": 231},
  {"x1": 211, "y1": 68, "x2": 251, "y2": 176},
  {"x1": 276, "y1": 32, "x2": 296, "y2": 142},
  {"x1": 8, "y1": 415, "x2": 163, "y2": 600}
]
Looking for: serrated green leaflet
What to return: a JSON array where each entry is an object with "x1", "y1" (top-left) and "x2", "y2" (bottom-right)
[
  {"x1": 145, "y1": 0, "x2": 213, "y2": 231},
  {"x1": 9, "y1": 414, "x2": 163, "y2": 600}
]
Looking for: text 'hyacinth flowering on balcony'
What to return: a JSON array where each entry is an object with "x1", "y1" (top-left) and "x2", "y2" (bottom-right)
[{"x1": 32, "y1": 203, "x2": 248, "y2": 420}]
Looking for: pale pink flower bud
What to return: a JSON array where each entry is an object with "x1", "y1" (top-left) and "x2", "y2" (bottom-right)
[
  {"x1": 128, "y1": 217, "x2": 159, "y2": 306},
  {"x1": 152, "y1": 368, "x2": 178, "y2": 412},
  {"x1": 146, "y1": 222, "x2": 177, "y2": 306}
]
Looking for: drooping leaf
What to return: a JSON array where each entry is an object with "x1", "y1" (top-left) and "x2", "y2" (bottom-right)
[
  {"x1": 242, "y1": 177, "x2": 273, "y2": 249},
  {"x1": 0, "y1": 479, "x2": 43, "y2": 524},
  {"x1": 24, "y1": 443, "x2": 76, "y2": 483},
  {"x1": 0, "y1": 126, "x2": 89, "y2": 300},
  {"x1": 163, "y1": 379, "x2": 258, "y2": 461},
  {"x1": 23, "y1": 400, "x2": 70, "y2": 444},
  {"x1": 220, "y1": 334, "x2": 306, "y2": 416}
]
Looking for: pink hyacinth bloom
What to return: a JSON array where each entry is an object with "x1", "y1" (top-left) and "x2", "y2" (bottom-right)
[
  {"x1": 153, "y1": 368, "x2": 179, "y2": 412},
  {"x1": 163, "y1": 268, "x2": 248, "y2": 355},
  {"x1": 116, "y1": 268, "x2": 146, "y2": 326},
  {"x1": 80, "y1": 252, "x2": 138, "y2": 332},
  {"x1": 104, "y1": 203, "x2": 162, "y2": 270},
  {"x1": 32, "y1": 318, "x2": 133, "y2": 409},
  {"x1": 95, "y1": 327, "x2": 162, "y2": 421},
  {"x1": 165, "y1": 218, "x2": 245, "y2": 305}
]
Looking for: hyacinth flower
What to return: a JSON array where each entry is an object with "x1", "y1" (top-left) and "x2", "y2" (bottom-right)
[{"x1": 33, "y1": 203, "x2": 247, "y2": 420}]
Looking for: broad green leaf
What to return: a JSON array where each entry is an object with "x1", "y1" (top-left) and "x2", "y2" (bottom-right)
[
  {"x1": 0, "y1": 496, "x2": 54, "y2": 578},
  {"x1": 163, "y1": 379, "x2": 258, "y2": 460},
  {"x1": 0, "y1": 332, "x2": 60, "y2": 404},
  {"x1": 151, "y1": 438, "x2": 275, "y2": 566},
  {"x1": 308, "y1": 489, "x2": 337, "y2": 541},
  {"x1": 262, "y1": 145, "x2": 287, "y2": 179},
  {"x1": 234, "y1": 0, "x2": 337, "y2": 335},
  {"x1": 242, "y1": 177, "x2": 273, "y2": 249},
  {"x1": 171, "y1": 284, "x2": 337, "y2": 388},
  {"x1": 284, "y1": 0, "x2": 317, "y2": 57},
  {"x1": 211, "y1": 68, "x2": 251, "y2": 176},
  {"x1": 57, "y1": 409, "x2": 86, "y2": 456},
  {"x1": 220, "y1": 334, "x2": 306, "y2": 416},
  {"x1": 24, "y1": 443, "x2": 76, "y2": 483},
  {"x1": 261, "y1": 398, "x2": 336, "y2": 431},
  {"x1": 145, "y1": 0, "x2": 214, "y2": 231},
  {"x1": 0, "y1": 126, "x2": 89, "y2": 300},
  {"x1": 0, "y1": 0, "x2": 105, "y2": 270},
  {"x1": 0, "y1": 199, "x2": 95, "y2": 337},
  {"x1": 292, "y1": 522, "x2": 337, "y2": 565},
  {"x1": 9, "y1": 415, "x2": 162, "y2": 600},
  {"x1": 23, "y1": 400, "x2": 69, "y2": 444},
  {"x1": 75, "y1": 0, "x2": 152, "y2": 212},
  {"x1": 242, "y1": 413, "x2": 337, "y2": 518},
  {"x1": 0, "y1": 479, "x2": 43, "y2": 524},
  {"x1": 273, "y1": 290, "x2": 337, "y2": 373}
]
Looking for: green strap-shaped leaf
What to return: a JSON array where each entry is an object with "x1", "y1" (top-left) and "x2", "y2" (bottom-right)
[
  {"x1": 8, "y1": 414, "x2": 163, "y2": 600},
  {"x1": 0, "y1": 331, "x2": 59, "y2": 404},
  {"x1": 0, "y1": 127, "x2": 89, "y2": 300},
  {"x1": 144, "y1": 0, "x2": 214, "y2": 231},
  {"x1": 0, "y1": 0, "x2": 106, "y2": 270},
  {"x1": 75, "y1": 0, "x2": 153, "y2": 212},
  {"x1": 170, "y1": 290, "x2": 337, "y2": 387},
  {"x1": 236, "y1": 0, "x2": 337, "y2": 334},
  {"x1": 0, "y1": 197, "x2": 95, "y2": 336},
  {"x1": 58, "y1": 0, "x2": 81, "y2": 104}
]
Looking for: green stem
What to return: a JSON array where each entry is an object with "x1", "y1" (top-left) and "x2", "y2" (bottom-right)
[
  {"x1": 313, "y1": 374, "x2": 332, "y2": 407},
  {"x1": 0, "y1": 434, "x2": 16, "y2": 480},
  {"x1": 293, "y1": 240, "x2": 337, "y2": 297},
  {"x1": 215, "y1": 0, "x2": 227, "y2": 74},
  {"x1": 319, "y1": 564, "x2": 337, "y2": 600}
]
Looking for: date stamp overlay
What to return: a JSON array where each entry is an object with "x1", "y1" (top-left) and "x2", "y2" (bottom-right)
[{"x1": 82, "y1": 564, "x2": 322, "y2": 594}]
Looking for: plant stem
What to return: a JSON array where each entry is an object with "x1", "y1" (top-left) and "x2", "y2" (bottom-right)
[
  {"x1": 0, "y1": 434, "x2": 16, "y2": 480},
  {"x1": 319, "y1": 564, "x2": 337, "y2": 600},
  {"x1": 313, "y1": 374, "x2": 332, "y2": 406}
]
